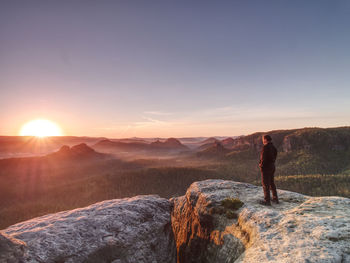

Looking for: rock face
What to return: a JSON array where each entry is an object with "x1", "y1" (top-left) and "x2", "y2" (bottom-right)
[
  {"x1": 282, "y1": 136, "x2": 292, "y2": 152},
  {"x1": 1, "y1": 195, "x2": 176, "y2": 263},
  {"x1": 171, "y1": 180, "x2": 350, "y2": 263},
  {"x1": 2, "y1": 180, "x2": 350, "y2": 263},
  {"x1": 0, "y1": 233, "x2": 26, "y2": 262},
  {"x1": 221, "y1": 138, "x2": 235, "y2": 149}
]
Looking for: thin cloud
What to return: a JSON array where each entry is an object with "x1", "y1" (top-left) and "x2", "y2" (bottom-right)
[
  {"x1": 91, "y1": 105, "x2": 350, "y2": 137},
  {"x1": 143, "y1": 111, "x2": 173, "y2": 116}
]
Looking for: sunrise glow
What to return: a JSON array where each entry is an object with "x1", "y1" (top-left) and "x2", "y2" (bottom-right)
[{"x1": 19, "y1": 119, "x2": 63, "y2": 137}]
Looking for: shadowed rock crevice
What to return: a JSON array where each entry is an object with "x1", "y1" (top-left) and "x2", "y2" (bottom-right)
[{"x1": 171, "y1": 186, "x2": 247, "y2": 263}]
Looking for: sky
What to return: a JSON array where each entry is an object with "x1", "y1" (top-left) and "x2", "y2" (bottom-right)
[{"x1": 1, "y1": 0, "x2": 350, "y2": 138}]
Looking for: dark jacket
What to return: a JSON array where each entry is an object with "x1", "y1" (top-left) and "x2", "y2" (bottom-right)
[{"x1": 259, "y1": 142, "x2": 277, "y2": 169}]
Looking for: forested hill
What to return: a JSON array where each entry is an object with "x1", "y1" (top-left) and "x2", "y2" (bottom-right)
[
  {"x1": 208, "y1": 127, "x2": 350, "y2": 176},
  {"x1": 226, "y1": 126, "x2": 350, "y2": 153}
]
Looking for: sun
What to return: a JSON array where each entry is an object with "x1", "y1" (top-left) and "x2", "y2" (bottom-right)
[{"x1": 20, "y1": 119, "x2": 63, "y2": 137}]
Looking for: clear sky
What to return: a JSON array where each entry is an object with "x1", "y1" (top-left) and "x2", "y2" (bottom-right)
[{"x1": 1, "y1": 0, "x2": 350, "y2": 138}]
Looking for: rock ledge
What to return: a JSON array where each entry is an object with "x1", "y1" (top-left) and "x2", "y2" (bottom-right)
[
  {"x1": 171, "y1": 179, "x2": 350, "y2": 263},
  {"x1": 2, "y1": 195, "x2": 176, "y2": 263},
  {"x1": 1, "y1": 180, "x2": 350, "y2": 263}
]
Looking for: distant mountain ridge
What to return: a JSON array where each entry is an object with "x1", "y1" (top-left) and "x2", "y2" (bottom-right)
[
  {"x1": 198, "y1": 126, "x2": 350, "y2": 153},
  {"x1": 47, "y1": 143, "x2": 107, "y2": 160},
  {"x1": 0, "y1": 135, "x2": 236, "y2": 158},
  {"x1": 149, "y1": 138, "x2": 188, "y2": 150},
  {"x1": 196, "y1": 136, "x2": 241, "y2": 151},
  {"x1": 197, "y1": 141, "x2": 230, "y2": 157},
  {"x1": 1, "y1": 127, "x2": 350, "y2": 171},
  {"x1": 0, "y1": 136, "x2": 107, "y2": 159},
  {"x1": 93, "y1": 139, "x2": 149, "y2": 152},
  {"x1": 227, "y1": 126, "x2": 350, "y2": 153},
  {"x1": 93, "y1": 137, "x2": 188, "y2": 153},
  {"x1": 198, "y1": 126, "x2": 350, "y2": 175}
]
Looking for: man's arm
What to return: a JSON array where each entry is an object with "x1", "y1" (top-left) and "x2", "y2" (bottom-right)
[
  {"x1": 259, "y1": 145, "x2": 267, "y2": 168},
  {"x1": 273, "y1": 146, "x2": 278, "y2": 162}
]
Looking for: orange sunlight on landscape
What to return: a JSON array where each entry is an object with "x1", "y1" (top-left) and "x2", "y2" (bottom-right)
[{"x1": 19, "y1": 119, "x2": 63, "y2": 137}]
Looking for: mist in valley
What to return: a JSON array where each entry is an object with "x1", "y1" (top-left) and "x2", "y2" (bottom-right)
[{"x1": 1, "y1": 128, "x2": 350, "y2": 230}]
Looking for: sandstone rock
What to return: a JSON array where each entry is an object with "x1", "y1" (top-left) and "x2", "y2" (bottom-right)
[
  {"x1": 1, "y1": 195, "x2": 176, "y2": 263},
  {"x1": 282, "y1": 136, "x2": 292, "y2": 152},
  {"x1": 0, "y1": 232, "x2": 26, "y2": 263},
  {"x1": 171, "y1": 179, "x2": 350, "y2": 263},
  {"x1": 2, "y1": 180, "x2": 350, "y2": 263}
]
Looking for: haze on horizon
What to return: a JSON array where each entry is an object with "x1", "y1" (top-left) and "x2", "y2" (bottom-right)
[{"x1": 1, "y1": 0, "x2": 350, "y2": 138}]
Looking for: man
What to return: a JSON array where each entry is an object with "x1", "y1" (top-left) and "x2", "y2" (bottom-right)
[{"x1": 259, "y1": 134, "x2": 278, "y2": 206}]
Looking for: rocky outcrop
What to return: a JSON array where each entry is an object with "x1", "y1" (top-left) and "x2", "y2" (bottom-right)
[
  {"x1": 281, "y1": 135, "x2": 313, "y2": 152},
  {"x1": 150, "y1": 138, "x2": 188, "y2": 151},
  {"x1": 93, "y1": 139, "x2": 149, "y2": 152},
  {"x1": 171, "y1": 180, "x2": 350, "y2": 263},
  {"x1": 197, "y1": 142, "x2": 231, "y2": 158},
  {"x1": 93, "y1": 138, "x2": 188, "y2": 153},
  {"x1": 282, "y1": 136, "x2": 292, "y2": 152},
  {"x1": 1, "y1": 195, "x2": 176, "y2": 263},
  {"x1": 1, "y1": 180, "x2": 350, "y2": 263},
  {"x1": 223, "y1": 127, "x2": 350, "y2": 154},
  {"x1": 0, "y1": 233, "x2": 26, "y2": 262},
  {"x1": 220, "y1": 138, "x2": 235, "y2": 149},
  {"x1": 48, "y1": 143, "x2": 108, "y2": 160}
]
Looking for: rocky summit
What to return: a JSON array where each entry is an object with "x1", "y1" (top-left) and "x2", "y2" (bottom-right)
[
  {"x1": 1, "y1": 195, "x2": 176, "y2": 263},
  {"x1": 171, "y1": 180, "x2": 350, "y2": 263},
  {"x1": 1, "y1": 180, "x2": 350, "y2": 263}
]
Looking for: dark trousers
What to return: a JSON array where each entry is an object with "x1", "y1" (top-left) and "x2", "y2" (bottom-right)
[{"x1": 261, "y1": 166, "x2": 278, "y2": 203}]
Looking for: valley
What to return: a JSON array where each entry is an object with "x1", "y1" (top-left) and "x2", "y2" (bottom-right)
[{"x1": 1, "y1": 126, "x2": 349, "y2": 229}]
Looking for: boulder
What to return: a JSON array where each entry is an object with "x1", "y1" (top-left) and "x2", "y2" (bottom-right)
[
  {"x1": 2, "y1": 195, "x2": 176, "y2": 263},
  {"x1": 171, "y1": 179, "x2": 350, "y2": 263}
]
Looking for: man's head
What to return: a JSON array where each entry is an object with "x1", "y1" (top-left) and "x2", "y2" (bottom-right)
[{"x1": 262, "y1": 134, "x2": 272, "y2": 145}]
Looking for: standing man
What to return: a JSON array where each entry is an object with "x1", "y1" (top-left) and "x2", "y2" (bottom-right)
[{"x1": 259, "y1": 135, "x2": 278, "y2": 206}]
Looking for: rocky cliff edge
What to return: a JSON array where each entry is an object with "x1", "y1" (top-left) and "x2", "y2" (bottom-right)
[
  {"x1": 1, "y1": 195, "x2": 176, "y2": 263},
  {"x1": 1, "y1": 180, "x2": 350, "y2": 263},
  {"x1": 171, "y1": 180, "x2": 350, "y2": 263}
]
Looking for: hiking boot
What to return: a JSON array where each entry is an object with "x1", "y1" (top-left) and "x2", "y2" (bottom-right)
[
  {"x1": 259, "y1": 200, "x2": 271, "y2": 206},
  {"x1": 272, "y1": 198, "x2": 279, "y2": 204}
]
